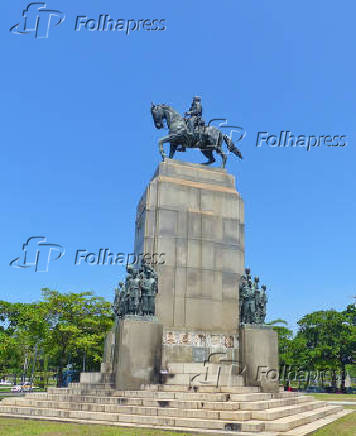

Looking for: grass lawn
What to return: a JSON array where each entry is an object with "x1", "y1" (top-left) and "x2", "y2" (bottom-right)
[
  {"x1": 0, "y1": 419, "x2": 200, "y2": 436},
  {"x1": 311, "y1": 410, "x2": 356, "y2": 436},
  {"x1": 307, "y1": 393, "x2": 356, "y2": 402}
]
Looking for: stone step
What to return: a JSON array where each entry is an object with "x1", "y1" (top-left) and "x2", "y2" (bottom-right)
[
  {"x1": 141, "y1": 384, "x2": 259, "y2": 393},
  {"x1": 239, "y1": 396, "x2": 316, "y2": 411},
  {"x1": 0, "y1": 405, "x2": 167, "y2": 425},
  {"x1": 52, "y1": 384, "x2": 112, "y2": 391},
  {"x1": 0, "y1": 404, "x2": 258, "y2": 431},
  {"x1": 2, "y1": 398, "x2": 253, "y2": 421},
  {"x1": 229, "y1": 393, "x2": 272, "y2": 402},
  {"x1": 15, "y1": 392, "x2": 315, "y2": 413},
  {"x1": 26, "y1": 390, "x2": 275, "y2": 404},
  {"x1": 115, "y1": 390, "x2": 234, "y2": 402},
  {"x1": 21, "y1": 394, "x2": 147, "y2": 407},
  {"x1": 3, "y1": 395, "x2": 250, "y2": 412},
  {"x1": 47, "y1": 388, "x2": 116, "y2": 397},
  {"x1": 271, "y1": 391, "x2": 304, "y2": 399},
  {"x1": 172, "y1": 416, "x2": 262, "y2": 432},
  {"x1": 49, "y1": 386, "x2": 115, "y2": 393},
  {"x1": 134, "y1": 398, "x2": 242, "y2": 411},
  {"x1": 251, "y1": 400, "x2": 325, "y2": 421},
  {"x1": 11, "y1": 393, "x2": 312, "y2": 419},
  {"x1": 68, "y1": 382, "x2": 114, "y2": 390},
  {"x1": 282, "y1": 409, "x2": 351, "y2": 436},
  {"x1": 0, "y1": 398, "x2": 344, "y2": 434},
  {"x1": 263, "y1": 405, "x2": 343, "y2": 432}
]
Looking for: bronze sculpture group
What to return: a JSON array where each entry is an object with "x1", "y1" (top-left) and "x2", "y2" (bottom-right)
[
  {"x1": 239, "y1": 268, "x2": 268, "y2": 325},
  {"x1": 114, "y1": 263, "x2": 158, "y2": 318},
  {"x1": 151, "y1": 96, "x2": 243, "y2": 168}
]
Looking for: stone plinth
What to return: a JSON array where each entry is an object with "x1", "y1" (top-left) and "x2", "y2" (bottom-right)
[
  {"x1": 134, "y1": 159, "x2": 245, "y2": 334},
  {"x1": 114, "y1": 317, "x2": 163, "y2": 390},
  {"x1": 102, "y1": 325, "x2": 116, "y2": 372},
  {"x1": 239, "y1": 325, "x2": 279, "y2": 393}
]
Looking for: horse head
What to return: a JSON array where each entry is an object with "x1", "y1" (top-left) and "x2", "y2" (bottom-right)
[{"x1": 151, "y1": 103, "x2": 165, "y2": 129}]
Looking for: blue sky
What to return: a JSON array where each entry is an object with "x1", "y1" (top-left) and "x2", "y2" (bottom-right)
[{"x1": 1, "y1": 1, "x2": 355, "y2": 332}]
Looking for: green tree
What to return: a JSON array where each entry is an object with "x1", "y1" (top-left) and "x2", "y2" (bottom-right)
[
  {"x1": 41, "y1": 289, "x2": 113, "y2": 385},
  {"x1": 267, "y1": 319, "x2": 294, "y2": 387},
  {"x1": 0, "y1": 300, "x2": 49, "y2": 379},
  {"x1": 295, "y1": 307, "x2": 355, "y2": 392},
  {"x1": 0, "y1": 289, "x2": 114, "y2": 385}
]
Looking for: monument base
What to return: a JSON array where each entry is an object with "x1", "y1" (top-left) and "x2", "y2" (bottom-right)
[
  {"x1": 114, "y1": 317, "x2": 163, "y2": 390},
  {"x1": 239, "y1": 325, "x2": 279, "y2": 393},
  {"x1": 162, "y1": 328, "x2": 239, "y2": 362}
]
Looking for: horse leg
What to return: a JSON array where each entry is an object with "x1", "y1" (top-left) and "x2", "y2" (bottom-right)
[
  {"x1": 223, "y1": 134, "x2": 243, "y2": 159},
  {"x1": 158, "y1": 135, "x2": 171, "y2": 161},
  {"x1": 169, "y1": 144, "x2": 177, "y2": 159},
  {"x1": 215, "y1": 133, "x2": 227, "y2": 168},
  {"x1": 200, "y1": 149, "x2": 216, "y2": 166},
  {"x1": 216, "y1": 149, "x2": 227, "y2": 168}
]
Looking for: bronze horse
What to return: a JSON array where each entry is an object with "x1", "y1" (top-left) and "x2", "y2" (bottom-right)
[{"x1": 151, "y1": 103, "x2": 243, "y2": 168}]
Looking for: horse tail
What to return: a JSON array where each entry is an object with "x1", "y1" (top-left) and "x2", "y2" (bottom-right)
[{"x1": 223, "y1": 135, "x2": 243, "y2": 159}]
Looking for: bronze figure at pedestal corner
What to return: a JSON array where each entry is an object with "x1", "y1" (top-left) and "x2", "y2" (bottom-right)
[
  {"x1": 239, "y1": 267, "x2": 268, "y2": 325},
  {"x1": 113, "y1": 262, "x2": 158, "y2": 318}
]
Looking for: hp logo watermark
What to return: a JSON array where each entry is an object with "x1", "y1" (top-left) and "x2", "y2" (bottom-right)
[{"x1": 10, "y1": 2, "x2": 65, "y2": 39}]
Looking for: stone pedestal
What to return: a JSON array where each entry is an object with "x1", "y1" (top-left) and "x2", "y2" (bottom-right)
[
  {"x1": 114, "y1": 317, "x2": 163, "y2": 390},
  {"x1": 239, "y1": 325, "x2": 279, "y2": 393},
  {"x1": 101, "y1": 326, "x2": 116, "y2": 373},
  {"x1": 134, "y1": 159, "x2": 244, "y2": 364}
]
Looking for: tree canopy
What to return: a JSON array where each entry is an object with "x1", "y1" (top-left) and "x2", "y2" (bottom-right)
[
  {"x1": 271, "y1": 304, "x2": 355, "y2": 391},
  {"x1": 0, "y1": 289, "x2": 114, "y2": 382}
]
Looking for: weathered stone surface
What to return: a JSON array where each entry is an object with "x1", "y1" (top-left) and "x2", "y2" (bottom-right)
[
  {"x1": 114, "y1": 318, "x2": 163, "y2": 390},
  {"x1": 239, "y1": 325, "x2": 279, "y2": 393},
  {"x1": 134, "y1": 159, "x2": 244, "y2": 333},
  {"x1": 103, "y1": 325, "x2": 116, "y2": 367}
]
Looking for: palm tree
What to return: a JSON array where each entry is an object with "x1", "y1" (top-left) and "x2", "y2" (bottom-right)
[{"x1": 266, "y1": 319, "x2": 288, "y2": 326}]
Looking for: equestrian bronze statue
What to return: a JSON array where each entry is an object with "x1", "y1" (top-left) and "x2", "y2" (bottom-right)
[{"x1": 151, "y1": 97, "x2": 243, "y2": 168}]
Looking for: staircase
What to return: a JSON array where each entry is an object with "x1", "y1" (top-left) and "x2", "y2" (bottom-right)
[{"x1": 0, "y1": 381, "x2": 349, "y2": 435}]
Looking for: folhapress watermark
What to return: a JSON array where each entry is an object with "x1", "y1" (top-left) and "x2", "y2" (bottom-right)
[
  {"x1": 10, "y1": 2, "x2": 166, "y2": 39},
  {"x1": 74, "y1": 250, "x2": 165, "y2": 267},
  {"x1": 256, "y1": 365, "x2": 353, "y2": 385},
  {"x1": 74, "y1": 16, "x2": 166, "y2": 35},
  {"x1": 256, "y1": 131, "x2": 347, "y2": 151},
  {"x1": 10, "y1": 2, "x2": 65, "y2": 39},
  {"x1": 9, "y1": 236, "x2": 165, "y2": 272}
]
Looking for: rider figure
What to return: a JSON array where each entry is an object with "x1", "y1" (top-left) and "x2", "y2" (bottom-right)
[
  {"x1": 180, "y1": 96, "x2": 205, "y2": 152},
  {"x1": 185, "y1": 96, "x2": 203, "y2": 134}
]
